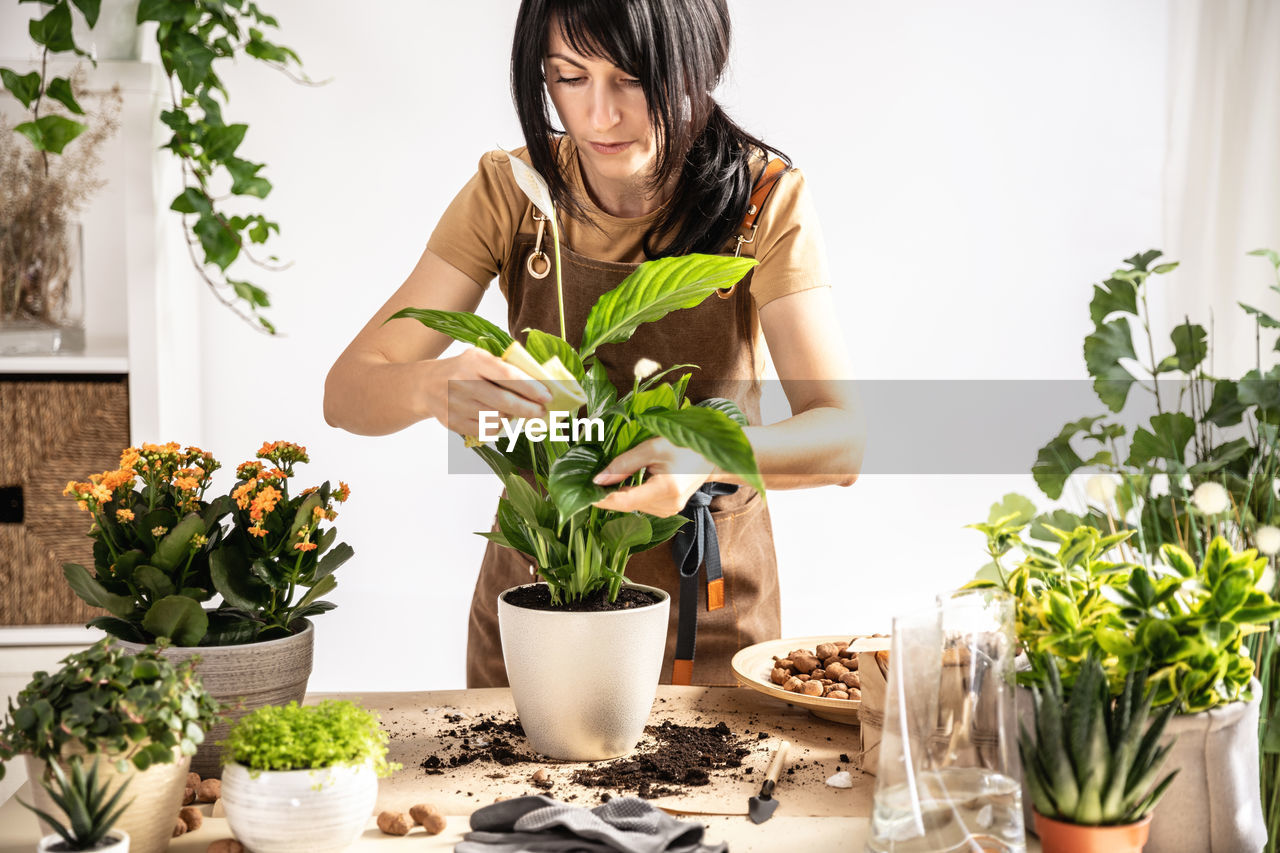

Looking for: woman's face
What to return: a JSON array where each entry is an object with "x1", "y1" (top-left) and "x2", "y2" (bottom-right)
[{"x1": 543, "y1": 21, "x2": 658, "y2": 189}]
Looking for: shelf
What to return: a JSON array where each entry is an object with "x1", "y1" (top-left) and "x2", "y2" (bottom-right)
[
  {"x1": 0, "y1": 337, "x2": 128, "y2": 374},
  {"x1": 0, "y1": 624, "x2": 104, "y2": 647}
]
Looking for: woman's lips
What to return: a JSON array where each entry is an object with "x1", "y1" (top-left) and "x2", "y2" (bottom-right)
[{"x1": 589, "y1": 140, "x2": 633, "y2": 154}]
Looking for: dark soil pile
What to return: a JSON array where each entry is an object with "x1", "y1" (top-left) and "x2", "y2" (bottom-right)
[
  {"x1": 503, "y1": 585, "x2": 661, "y2": 612},
  {"x1": 418, "y1": 713, "x2": 754, "y2": 799},
  {"x1": 571, "y1": 720, "x2": 752, "y2": 799}
]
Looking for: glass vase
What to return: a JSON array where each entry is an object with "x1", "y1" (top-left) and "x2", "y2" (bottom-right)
[{"x1": 0, "y1": 221, "x2": 86, "y2": 355}]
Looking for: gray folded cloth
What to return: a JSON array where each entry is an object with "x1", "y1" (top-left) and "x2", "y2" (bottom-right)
[{"x1": 454, "y1": 794, "x2": 729, "y2": 853}]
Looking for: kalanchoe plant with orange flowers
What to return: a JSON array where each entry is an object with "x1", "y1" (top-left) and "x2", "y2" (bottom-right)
[
  {"x1": 62, "y1": 443, "x2": 234, "y2": 646},
  {"x1": 207, "y1": 441, "x2": 354, "y2": 642}
]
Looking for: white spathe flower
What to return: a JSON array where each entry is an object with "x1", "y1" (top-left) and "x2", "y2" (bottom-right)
[
  {"x1": 1255, "y1": 526, "x2": 1280, "y2": 557},
  {"x1": 1192, "y1": 482, "x2": 1231, "y2": 515},
  {"x1": 1273, "y1": 479, "x2": 1280, "y2": 501},
  {"x1": 1149, "y1": 473, "x2": 1170, "y2": 498},
  {"x1": 633, "y1": 358, "x2": 661, "y2": 380},
  {"x1": 1085, "y1": 474, "x2": 1118, "y2": 506}
]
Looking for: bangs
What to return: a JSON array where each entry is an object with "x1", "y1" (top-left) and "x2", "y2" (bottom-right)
[{"x1": 550, "y1": 0, "x2": 650, "y2": 79}]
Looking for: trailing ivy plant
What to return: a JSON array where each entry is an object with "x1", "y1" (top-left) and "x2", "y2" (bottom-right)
[{"x1": 139, "y1": 0, "x2": 310, "y2": 333}]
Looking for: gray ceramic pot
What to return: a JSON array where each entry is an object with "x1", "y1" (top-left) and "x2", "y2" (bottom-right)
[
  {"x1": 119, "y1": 620, "x2": 314, "y2": 778},
  {"x1": 498, "y1": 583, "x2": 669, "y2": 761}
]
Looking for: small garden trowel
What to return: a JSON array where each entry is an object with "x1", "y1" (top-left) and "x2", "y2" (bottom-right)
[{"x1": 748, "y1": 739, "x2": 791, "y2": 824}]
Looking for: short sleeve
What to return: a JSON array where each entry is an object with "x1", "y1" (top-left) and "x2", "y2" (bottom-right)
[
  {"x1": 426, "y1": 150, "x2": 527, "y2": 288},
  {"x1": 747, "y1": 167, "x2": 832, "y2": 307}
]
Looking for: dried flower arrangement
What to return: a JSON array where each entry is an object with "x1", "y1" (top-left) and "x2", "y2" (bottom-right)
[{"x1": 0, "y1": 71, "x2": 120, "y2": 333}]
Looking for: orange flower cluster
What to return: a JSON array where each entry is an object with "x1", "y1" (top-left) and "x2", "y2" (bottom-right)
[{"x1": 257, "y1": 440, "x2": 309, "y2": 472}]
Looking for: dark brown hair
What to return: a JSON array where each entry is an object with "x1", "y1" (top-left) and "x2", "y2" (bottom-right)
[{"x1": 511, "y1": 0, "x2": 789, "y2": 259}]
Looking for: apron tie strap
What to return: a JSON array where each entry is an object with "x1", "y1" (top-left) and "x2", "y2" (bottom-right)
[{"x1": 670, "y1": 481, "x2": 738, "y2": 685}]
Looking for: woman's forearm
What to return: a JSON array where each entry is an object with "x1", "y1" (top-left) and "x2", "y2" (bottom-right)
[
  {"x1": 724, "y1": 404, "x2": 865, "y2": 490},
  {"x1": 323, "y1": 356, "x2": 438, "y2": 436}
]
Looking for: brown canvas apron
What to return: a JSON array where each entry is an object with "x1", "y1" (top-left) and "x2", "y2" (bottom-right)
[{"x1": 466, "y1": 173, "x2": 784, "y2": 688}]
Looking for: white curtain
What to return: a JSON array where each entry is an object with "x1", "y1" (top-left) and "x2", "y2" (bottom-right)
[{"x1": 1163, "y1": 0, "x2": 1280, "y2": 377}]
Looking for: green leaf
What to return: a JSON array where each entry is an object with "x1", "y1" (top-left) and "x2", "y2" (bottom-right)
[
  {"x1": 133, "y1": 565, "x2": 176, "y2": 600},
  {"x1": 293, "y1": 573, "x2": 336, "y2": 613},
  {"x1": 141, "y1": 595, "x2": 208, "y2": 645},
  {"x1": 1160, "y1": 544, "x2": 1197, "y2": 578},
  {"x1": 634, "y1": 513, "x2": 688, "y2": 551},
  {"x1": 153, "y1": 514, "x2": 205, "y2": 571},
  {"x1": 226, "y1": 157, "x2": 271, "y2": 198},
  {"x1": 62, "y1": 563, "x2": 136, "y2": 619},
  {"x1": 29, "y1": 3, "x2": 74, "y2": 52},
  {"x1": 1127, "y1": 412, "x2": 1195, "y2": 468},
  {"x1": 694, "y1": 397, "x2": 748, "y2": 427},
  {"x1": 522, "y1": 328, "x2": 584, "y2": 380},
  {"x1": 1089, "y1": 276, "x2": 1138, "y2": 325},
  {"x1": 70, "y1": 0, "x2": 101, "y2": 28},
  {"x1": 1084, "y1": 319, "x2": 1138, "y2": 412},
  {"x1": 987, "y1": 493, "x2": 1037, "y2": 526},
  {"x1": 14, "y1": 115, "x2": 87, "y2": 154},
  {"x1": 1238, "y1": 367, "x2": 1280, "y2": 416},
  {"x1": 170, "y1": 187, "x2": 212, "y2": 215},
  {"x1": 194, "y1": 213, "x2": 240, "y2": 270},
  {"x1": 1, "y1": 68, "x2": 41, "y2": 108},
  {"x1": 1169, "y1": 323, "x2": 1207, "y2": 372},
  {"x1": 600, "y1": 514, "x2": 652, "y2": 553},
  {"x1": 169, "y1": 32, "x2": 216, "y2": 92},
  {"x1": 547, "y1": 445, "x2": 607, "y2": 522},
  {"x1": 1032, "y1": 418, "x2": 1098, "y2": 499},
  {"x1": 1239, "y1": 302, "x2": 1280, "y2": 329},
  {"x1": 202, "y1": 123, "x2": 248, "y2": 161},
  {"x1": 209, "y1": 549, "x2": 269, "y2": 610},
  {"x1": 137, "y1": 0, "x2": 185, "y2": 23},
  {"x1": 1204, "y1": 380, "x2": 1246, "y2": 427},
  {"x1": 1125, "y1": 250, "x2": 1164, "y2": 272},
  {"x1": 387, "y1": 308, "x2": 514, "y2": 351},
  {"x1": 313, "y1": 542, "x2": 353, "y2": 581},
  {"x1": 579, "y1": 254, "x2": 757, "y2": 358},
  {"x1": 638, "y1": 407, "x2": 765, "y2": 498},
  {"x1": 42, "y1": 77, "x2": 83, "y2": 115}
]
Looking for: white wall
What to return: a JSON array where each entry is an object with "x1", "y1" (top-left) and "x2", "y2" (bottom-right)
[{"x1": 1, "y1": 1, "x2": 1171, "y2": 690}]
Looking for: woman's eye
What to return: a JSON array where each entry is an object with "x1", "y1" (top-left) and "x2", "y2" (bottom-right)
[
  {"x1": 555, "y1": 75, "x2": 585, "y2": 85},
  {"x1": 621, "y1": 78, "x2": 642, "y2": 88}
]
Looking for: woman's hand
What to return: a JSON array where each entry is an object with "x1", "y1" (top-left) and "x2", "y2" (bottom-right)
[
  {"x1": 590, "y1": 438, "x2": 716, "y2": 516},
  {"x1": 425, "y1": 347, "x2": 552, "y2": 437}
]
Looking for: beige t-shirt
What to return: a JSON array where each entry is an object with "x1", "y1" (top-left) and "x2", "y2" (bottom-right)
[{"x1": 426, "y1": 139, "x2": 831, "y2": 308}]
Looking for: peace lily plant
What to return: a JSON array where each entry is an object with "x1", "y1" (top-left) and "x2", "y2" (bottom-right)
[{"x1": 392, "y1": 153, "x2": 763, "y2": 605}]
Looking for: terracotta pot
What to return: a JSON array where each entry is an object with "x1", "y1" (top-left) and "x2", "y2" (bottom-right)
[
  {"x1": 498, "y1": 582, "x2": 669, "y2": 761},
  {"x1": 221, "y1": 762, "x2": 377, "y2": 853},
  {"x1": 118, "y1": 619, "x2": 314, "y2": 778},
  {"x1": 27, "y1": 750, "x2": 186, "y2": 853},
  {"x1": 38, "y1": 829, "x2": 130, "y2": 852},
  {"x1": 1034, "y1": 811, "x2": 1151, "y2": 853}
]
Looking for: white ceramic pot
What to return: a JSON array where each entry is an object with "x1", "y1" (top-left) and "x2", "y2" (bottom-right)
[
  {"x1": 498, "y1": 582, "x2": 670, "y2": 761},
  {"x1": 221, "y1": 762, "x2": 378, "y2": 853},
  {"x1": 27, "y1": 751, "x2": 186, "y2": 853},
  {"x1": 1018, "y1": 682, "x2": 1266, "y2": 853},
  {"x1": 118, "y1": 619, "x2": 314, "y2": 778},
  {"x1": 37, "y1": 829, "x2": 130, "y2": 852}
]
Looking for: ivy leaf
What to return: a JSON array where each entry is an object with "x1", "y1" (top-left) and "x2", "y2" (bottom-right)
[
  {"x1": 202, "y1": 123, "x2": 248, "y2": 161},
  {"x1": 70, "y1": 0, "x2": 101, "y2": 28},
  {"x1": 1169, "y1": 323, "x2": 1207, "y2": 373},
  {"x1": 547, "y1": 445, "x2": 607, "y2": 523},
  {"x1": 387, "y1": 308, "x2": 514, "y2": 351},
  {"x1": 194, "y1": 213, "x2": 241, "y2": 270},
  {"x1": 1, "y1": 68, "x2": 41, "y2": 108},
  {"x1": 229, "y1": 279, "x2": 270, "y2": 308},
  {"x1": 169, "y1": 187, "x2": 212, "y2": 215},
  {"x1": 14, "y1": 115, "x2": 87, "y2": 154},
  {"x1": 169, "y1": 32, "x2": 216, "y2": 92},
  {"x1": 580, "y1": 255, "x2": 758, "y2": 358},
  {"x1": 1089, "y1": 276, "x2": 1138, "y2": 325},
  {"x1": 226, "y1": 157, "x2": 272, "y2": 198},
  {"x1": 1084, "y1": 318, "x2": 1137, "y2": 412},
  {"x1": 639, "y1": 407, "x2": 764, "y2": 498},
  {"x1": 137, "y1": 0, "x2": 185, "y2": 23},
  {"x1": 1127, "y1": 412, "x2": 1195, "y2": 468},
  {"x1": 29, "y1": 3, "x2": 74, "y2": 52}
]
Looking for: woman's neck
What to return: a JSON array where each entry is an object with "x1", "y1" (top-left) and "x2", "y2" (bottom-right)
[{"x1": 576, "y1": 154, "x2": 673, "y2": 218}]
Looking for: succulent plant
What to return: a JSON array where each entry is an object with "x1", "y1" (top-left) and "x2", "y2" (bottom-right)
[
  {"x1": 1021, "y1": 653, "x2": 1179, "y2": 826},
  {"x1": 21, "y1": 756, "x2": 132, "y2": 851}
]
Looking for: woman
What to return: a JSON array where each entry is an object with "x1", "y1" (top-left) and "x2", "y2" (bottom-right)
[{"x1": 324, "y1": 0, "x2": 862, "y2": 688}]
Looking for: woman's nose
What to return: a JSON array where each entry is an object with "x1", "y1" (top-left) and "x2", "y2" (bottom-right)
[{"x1": 590, "y1": 84, "x2": 621, "y2": 132}]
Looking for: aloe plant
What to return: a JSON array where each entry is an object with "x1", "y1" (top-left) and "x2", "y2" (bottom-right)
[
  {"x1": 1021, "y1": 654, "x2": 1178, "y2": 826},
  {"x1": 21, "y1": 756, "x2": 132, "y2": 851}
]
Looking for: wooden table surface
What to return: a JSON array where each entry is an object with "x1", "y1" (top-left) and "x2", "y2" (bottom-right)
[{"x1": 0, "y1": 685, "x2": 1040, "y2": 852}]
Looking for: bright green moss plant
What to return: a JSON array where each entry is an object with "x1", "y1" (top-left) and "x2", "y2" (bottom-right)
[{"x1": 221, "y1": 700, "x2": 398, "y2": 777}]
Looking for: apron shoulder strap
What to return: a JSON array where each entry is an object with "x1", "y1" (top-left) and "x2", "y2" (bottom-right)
[{"x1": 719, "y1": 157, "x2": 788, "y2": 298}]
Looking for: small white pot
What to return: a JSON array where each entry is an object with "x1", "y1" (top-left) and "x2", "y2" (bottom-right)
[
  {"x1": 498, "y1": 582, "x2": 670, "y2": 761},
  {"x1": 220, "y1": 762, "x2": 377, "y2": 853},
  {"x1": 37, "y1": 829, "x2": 130, "y2": 852}
]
